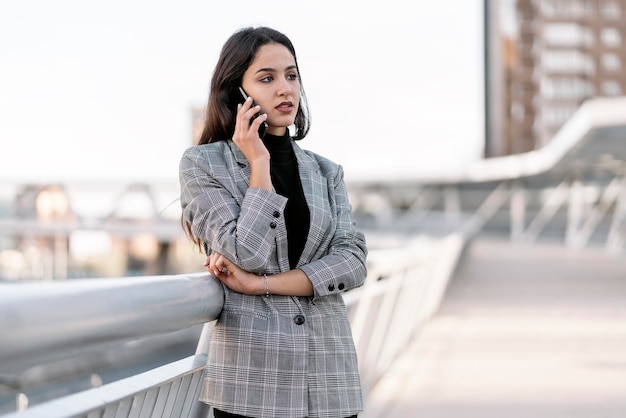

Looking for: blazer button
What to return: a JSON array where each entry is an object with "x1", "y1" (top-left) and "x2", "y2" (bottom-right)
[
  {"x1": 273, "y1": 210, "x2": 280, "y2": 218},
  {"x1": 338, "y1": 283, "x2": 345, "y2": 290},
  {"x1": 270, "y1": 222, "x2": 277, "y2": 229},
  {"x1": 328, "y1": 284, "x2": 335, "y2": 292},
  {"x1": 294, "y1": 315, "x2": 305, "y2": 325}
]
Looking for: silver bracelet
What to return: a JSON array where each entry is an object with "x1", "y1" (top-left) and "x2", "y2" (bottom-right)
[{"x1": 264, "y1": 274, "x2": 269, "y2": 297}]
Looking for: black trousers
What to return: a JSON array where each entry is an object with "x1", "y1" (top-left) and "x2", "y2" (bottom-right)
[{"x1": 213, "y1": 408, "x2": 358, "y2": 418}]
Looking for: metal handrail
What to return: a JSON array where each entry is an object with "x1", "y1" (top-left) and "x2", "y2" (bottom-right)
[{"x1": 0, "y1": 273, "x2": 224, "y2": 374}]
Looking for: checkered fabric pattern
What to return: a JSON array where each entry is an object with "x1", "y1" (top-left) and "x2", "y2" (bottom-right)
[{"x1": 179, "y1": 140, "x2": 367, "y2": 418}]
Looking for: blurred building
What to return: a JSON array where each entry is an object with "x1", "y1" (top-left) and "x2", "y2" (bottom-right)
[
  {"x1": 191, "y1": 106, "x2": 205, "y2": 145},
  {"x1": 0, "y1": 183, "x2": 201, "y2": 281},
  {"x1": 486, "y1": 0, "x2": 626, "y2": 157}
]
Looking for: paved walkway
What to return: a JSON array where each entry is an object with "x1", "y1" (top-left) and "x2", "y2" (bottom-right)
[{"x1": 363, "y1": 238, "x2": 626, "y2": 418}]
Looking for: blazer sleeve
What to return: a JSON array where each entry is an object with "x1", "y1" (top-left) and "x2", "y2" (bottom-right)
[
  {"x1": 179, "y1": 145, "x2": 288, "y2": 272},
  {"x1": 298, "y1": 164, "x2": 368, "y2": 299}
]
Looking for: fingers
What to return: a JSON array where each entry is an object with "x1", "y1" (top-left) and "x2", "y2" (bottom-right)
[
  {"x1": 207, "y1": 252, "x2": 238, "y2": 278},
  {"x1": 238, "y1": 96, "x2": 255, "y2": 117},
  {"x1": 210, "y1": 262, "x2": 252, "y2": 295},
  {"x1": 204, "y1": 254, "x2": 255, "y2": 295},
  {"x1": 207, "y1": 252, "x2": 226, "y2": 277},
  {"x1": 235, "y1": 97, "x2": 267, "y2": 139},
  {"x1": 250, "y1": 112, "x2": 268, "y2": 133}
]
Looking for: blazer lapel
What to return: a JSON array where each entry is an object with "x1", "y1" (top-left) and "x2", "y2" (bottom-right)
[{"x1": 293, "y1": 143, "x2": 331, "y2": 267}]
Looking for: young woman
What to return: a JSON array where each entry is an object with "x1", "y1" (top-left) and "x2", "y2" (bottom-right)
[{"x1": 179, "y1": 26, "x2": 367, "y2": 418}]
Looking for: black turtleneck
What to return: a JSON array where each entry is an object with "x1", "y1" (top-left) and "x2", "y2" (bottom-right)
[{"x1": 262, "y1": 131, "x2": 310, "y2": 269}]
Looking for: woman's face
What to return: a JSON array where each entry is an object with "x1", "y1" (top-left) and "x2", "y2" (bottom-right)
[{"x1": 241, "y1": 43, "x2": 300, "y2": 136}]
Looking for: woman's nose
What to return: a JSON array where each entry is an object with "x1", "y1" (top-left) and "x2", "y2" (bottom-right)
[{"x1": 276, "y1": 78, "x2": 293, "y2": 95}]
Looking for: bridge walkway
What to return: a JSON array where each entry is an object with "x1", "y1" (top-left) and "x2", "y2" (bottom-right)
[{"x1": 363, "y1": 237, "x2": 626, "y2": 418}]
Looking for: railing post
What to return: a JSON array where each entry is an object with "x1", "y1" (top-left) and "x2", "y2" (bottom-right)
[
  {"x1": 566, "y1": 172, "x2": 585, "y2": 246},
  {"x1": 510, "y1": 180, "x2": 526, "y2": 241}
]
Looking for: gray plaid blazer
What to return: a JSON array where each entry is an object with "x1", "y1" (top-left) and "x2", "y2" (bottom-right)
[{"x1": 179, "y1": 139, "x2": 367, "y2": 418}]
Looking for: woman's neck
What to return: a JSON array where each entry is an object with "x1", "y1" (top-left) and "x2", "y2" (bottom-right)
[
  {"x1": 266, "y1": 126, "x2": 287, "y2": 137},
  {"x1": 262, "y1": 130, "x2": 292, "y2": 159}
]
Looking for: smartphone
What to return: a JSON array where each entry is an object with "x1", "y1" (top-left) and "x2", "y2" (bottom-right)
[{"x1": 239, "y1": 87, "x2": 268, "y2": 139}]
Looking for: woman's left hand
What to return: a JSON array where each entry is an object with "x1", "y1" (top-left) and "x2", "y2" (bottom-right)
[{"x1": 204, "y1": 252, "x2": 263, "y2": 295}]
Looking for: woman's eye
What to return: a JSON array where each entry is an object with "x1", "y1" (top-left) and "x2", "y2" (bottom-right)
[
  {"x1": 288, "y1": 73, "x2": 298, "y2": 80},
  {"x1": 260, "y1": 75, "x2": 274, "y2": 83}
]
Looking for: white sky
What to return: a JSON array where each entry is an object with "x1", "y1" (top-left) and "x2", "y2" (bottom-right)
[{"x1": 0, "y1": 0, "x2": 485, "y2": 185}]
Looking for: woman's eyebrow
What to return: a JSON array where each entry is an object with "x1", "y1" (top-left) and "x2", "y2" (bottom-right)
[{"x1": 255, "y1": 65, "x2": 298, "y2": 74}]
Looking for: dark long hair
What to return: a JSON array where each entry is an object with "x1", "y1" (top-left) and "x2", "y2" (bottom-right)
[{"x1": 199, "y1": 26, "x2": 311, "y2": 144}]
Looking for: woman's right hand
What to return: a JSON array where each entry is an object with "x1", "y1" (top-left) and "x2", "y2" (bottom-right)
[
  {"x1": 232, "y1": 97, "x2": 270, "y2": 164},
  {"x1": 232, "y1": 97, "x2": 273, "y2": 191}
]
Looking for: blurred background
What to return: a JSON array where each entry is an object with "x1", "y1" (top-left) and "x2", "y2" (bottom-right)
[
  {"x1": 2, "y1": 0, "x2": 626, "y2": 416},
  {"x1": 0, "y1": 0, "x2": 486, "y2": 280},
  {"x1": 2, "y1": 0, "x2": 626, "y2": 280}
]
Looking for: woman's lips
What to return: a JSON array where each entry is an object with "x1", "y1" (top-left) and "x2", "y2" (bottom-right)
[{"x1": 275, "y1": 102, "x2": 294, "y2": 114}]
